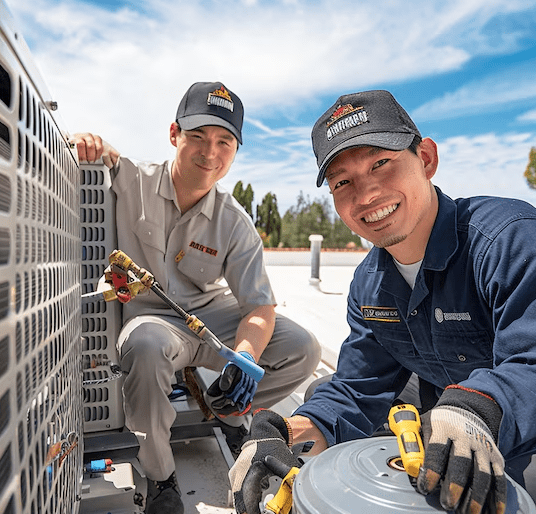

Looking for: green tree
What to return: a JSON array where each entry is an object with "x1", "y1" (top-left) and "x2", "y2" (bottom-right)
[
  {"x1": 524, "y1": 147, "x2": 536, "y2": 190},
  {"x1": 256, "y1": 192, "x2": 282, "y2": 247},
  {"x1": 325, "y1": 216, "x2": 360, "y2": 249},
  {"x1": 232, "y1": 180, "x2": 254, "y2": 219},
  {"x1": 281, "y1": 192, "x2": 332, "y2": 247},
  {"x1": 281, "y1": 191, "x2": 362, "y2": 248}
]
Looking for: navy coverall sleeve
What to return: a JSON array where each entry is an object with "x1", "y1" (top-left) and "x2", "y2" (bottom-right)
[
  {"x1": 460, "y1": 216, "x2": 536, "y2": 460},
  {"x1": 294, "y1": 287, "x2": 412, "y2": 447}
]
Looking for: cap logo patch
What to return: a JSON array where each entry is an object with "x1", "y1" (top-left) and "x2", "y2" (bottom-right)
[
  {"x1": 326, "y1": 104, "x2": 368, "y2": 141},
  {"x1": 207, "y1": 86, "x2": 234, "y2": 112}
]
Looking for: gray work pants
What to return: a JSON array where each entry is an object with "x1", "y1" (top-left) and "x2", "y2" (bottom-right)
[{"x1": 117, "y1": 295, "x2": 321, "y2": 481}]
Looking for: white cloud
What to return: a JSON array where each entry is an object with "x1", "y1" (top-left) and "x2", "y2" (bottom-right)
[
  {"x1": 518, "y1": 109, "x2": 536, "y2": 123},
  {"x1": 220, "y1": 154, "x2": 323, "y2": 216},
  {"x1": 434, "y1": 132, "x2": 536, "y2": 206},
  {"x1": 220, "y1": 127, "x2": 324, "y2": 214},
  {"x1": 7, "y1": 0, "x2": 536, "y2": 215},
  {"x1": 411, "y1": 62, "x2": 536, "y2": 122},
  {"x1": 10, "y1": 0, "x2": 534, "y2": 156}
]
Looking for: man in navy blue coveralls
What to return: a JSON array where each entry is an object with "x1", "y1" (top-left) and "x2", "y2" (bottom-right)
[{"x1": 229, "y1": 90, "x2": 536, "y2": 514}]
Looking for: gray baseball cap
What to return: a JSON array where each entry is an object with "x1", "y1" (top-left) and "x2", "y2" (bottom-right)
[
  {"x1": 312, "y1": 90, "x2": 421, "y2": 186},
  {"x1": 176, "y1": 82, "x2": 244, "y2": 144}
]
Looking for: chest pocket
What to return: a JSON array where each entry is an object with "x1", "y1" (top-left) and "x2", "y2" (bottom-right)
[
  {"x1": 176, "y1": 251, "x2": 225, "y2": 291},
  {"x1": 431, "y1": 330, "x2": 493, "y2": 383},
  {"x1": 134, "y1": 218, "x2": 166, "y2": 253},
  {"x1": 371, "y1": 324, "x2": 417, "y2": 360}
]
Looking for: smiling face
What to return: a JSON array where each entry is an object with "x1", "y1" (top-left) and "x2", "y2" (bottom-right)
[
  {"x1": 325, "y1": 138, "x2": 439, "y2": 263},
  {"x1": 170, "y1": 123, "x2": 238, "y2": 211}
]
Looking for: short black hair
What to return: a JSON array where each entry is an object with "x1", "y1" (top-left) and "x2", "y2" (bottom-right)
[{"x1": 407, "y1": 135, "x2": 422, "y2": 155}]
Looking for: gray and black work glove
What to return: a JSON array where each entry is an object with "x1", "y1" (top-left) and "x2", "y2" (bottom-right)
[
  {"x1": 228, "y1": 409, "x2": 302, "y2": 514},
  {"x1": 206, "y1": 351, "x2": 259, "y2": 416},
  {"x1": 416, "y1": 385, "x2": 506, "y2": 514}
]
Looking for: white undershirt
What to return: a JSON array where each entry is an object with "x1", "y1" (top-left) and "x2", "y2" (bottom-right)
[{"x1": 393, "y1": 258, "x2": 423, "y2": 289}]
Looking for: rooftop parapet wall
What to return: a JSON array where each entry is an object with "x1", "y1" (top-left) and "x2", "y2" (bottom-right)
[{"x1": 263, "y1": 248, "x2": 368, "y2": 266}]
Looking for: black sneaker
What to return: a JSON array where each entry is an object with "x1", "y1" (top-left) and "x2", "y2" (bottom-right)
[{"x1": 145, "y1": 471, "x2": 184, "y2": 514}]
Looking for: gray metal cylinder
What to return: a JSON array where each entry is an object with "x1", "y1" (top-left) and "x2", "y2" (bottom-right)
[
  {"x1": 293, "y1": 437, "x2": 536, "y2": 514},
  {"x1": 309, "y1": 234, "x2": 323, "y2": 284}
]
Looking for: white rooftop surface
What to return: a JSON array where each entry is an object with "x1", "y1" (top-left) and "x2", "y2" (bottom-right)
[{"x1": 264, "y1": 250, "x2": 367, "y2": 369}]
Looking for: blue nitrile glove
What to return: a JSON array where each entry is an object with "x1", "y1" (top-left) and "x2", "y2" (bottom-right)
[
  {"x1": 229, "y1": 409, "x2": 302, "y2": 514},
  {"x1": 206, "y1": 351, "x2": 259, "y2": 415},
  {"x1": 416, "y1": 385, "x2": 506, "y2": 514}
]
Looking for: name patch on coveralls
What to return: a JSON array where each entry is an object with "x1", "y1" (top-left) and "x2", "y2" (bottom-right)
[
  {"x1": 362, "y1": 306, "x2": 400, "y2": 323},
  {"x1": 189, "y1": 241, "x2": 218, "y2": 257}
]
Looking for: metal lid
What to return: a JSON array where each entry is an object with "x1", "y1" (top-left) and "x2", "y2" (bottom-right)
[{"x1": 293, "y1": 436, "x2": 536, "y2": 514}]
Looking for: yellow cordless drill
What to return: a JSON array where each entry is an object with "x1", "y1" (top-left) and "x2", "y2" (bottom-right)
[{"x1": 388, "y1": 403, "x2": 425, "y2": 478}]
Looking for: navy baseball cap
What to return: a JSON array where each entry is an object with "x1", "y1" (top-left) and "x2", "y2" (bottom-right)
[
  {"x1": 176, "y1": 82, "x2": 244, "y2": 144},
  {"x1": 312, "y1": 90, "x2": 421, "y2": 186}
]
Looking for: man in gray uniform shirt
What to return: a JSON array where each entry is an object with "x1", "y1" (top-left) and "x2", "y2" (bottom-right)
[{"x1": 73, "y1": 81, "x2": 320, "y2": 514}]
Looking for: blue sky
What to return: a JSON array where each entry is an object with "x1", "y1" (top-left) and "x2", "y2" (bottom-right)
[{"x1": 8, "y1": 0, "x2": 536, "y2": 215}]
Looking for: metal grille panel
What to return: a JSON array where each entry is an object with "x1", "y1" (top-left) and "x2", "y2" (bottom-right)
[
  {"x1": 80, "y1": 163, "x2": 124, "y2": 432},
  {"x1": 0, "y1": 2, "x2": 83, "y2": 513}
]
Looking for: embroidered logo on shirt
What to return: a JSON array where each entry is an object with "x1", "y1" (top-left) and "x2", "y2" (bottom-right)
[
  {"x1": 189, "y1": 241, "x2": 218, "y2": 257},
  {"x1": 326, "y1": 104, "x2": 369, "y2": 141},
  {"x1": 362, "y1": 306, "x2": 400, "y2": 323},
  {"x1": 207, "y1": 86, "x2": 234, "y2": 113},
  {"x1": 434, "y1": 308, "x2": 472, "y2": 323}
]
